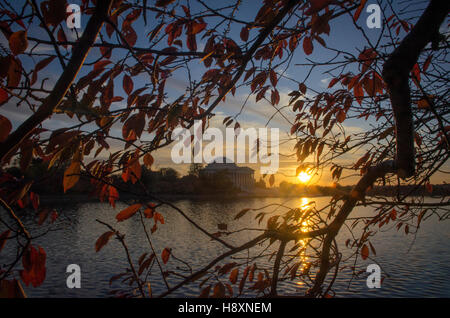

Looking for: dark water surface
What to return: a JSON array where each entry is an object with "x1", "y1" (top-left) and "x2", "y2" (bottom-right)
[{"x1": 5, "y1": 196, "x2": 450, "y2": 297}]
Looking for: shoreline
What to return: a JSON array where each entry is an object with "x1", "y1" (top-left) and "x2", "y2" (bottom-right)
[{"x1": 39, "y1": 192, "x2": 446, "y2": 204}]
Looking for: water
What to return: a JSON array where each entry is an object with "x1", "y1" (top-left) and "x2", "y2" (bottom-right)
[{"x1": 3, "y1": 196, "x2": 450, "y2": 297}]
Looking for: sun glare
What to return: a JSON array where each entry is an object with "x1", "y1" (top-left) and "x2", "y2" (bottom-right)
[{"x1": 297, "y1": 171, "x2": 312, "y2": 183}]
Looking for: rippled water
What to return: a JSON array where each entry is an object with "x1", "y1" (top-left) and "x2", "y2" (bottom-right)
[{"x1": 5, "y1": 196, "x2": 450, "y2": 297}]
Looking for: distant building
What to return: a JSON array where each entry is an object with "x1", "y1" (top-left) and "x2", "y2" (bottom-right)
[{"x1": 200, "y1": 157, "x2": 255, "y2": 190}]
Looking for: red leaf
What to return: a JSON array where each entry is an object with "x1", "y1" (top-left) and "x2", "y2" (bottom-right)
[
  {"x1": 0, "y1": 230, "x2": 11, "y2": 252},
  {"x1": 199, "y1": 285, "x2": 211, "y2": 298},
  {"x1": 423, "y1": 55, "x2": 432, "y2": 72},
  {"x1": 411, "y1": 63, "x2": 421, "y2": 87},
  {"x1": 9, "y1": 30, "x2": 27, "y2": 55},
  {"x1": 20, "y1": 245, "x2": 46, "y2": 287},
  {"x1": 336, "y1": 109, "x2": 346, "y2": 123},
  {"x1": 0, "y1": 88, "x2": 8, "y2": 104},
  {"x1": 271, "y1": 89, "x2": 280, "y2": 105},
  {"x1": 240, "y1": 27, "x2": 249, "y2": 42},
  {"x1": 191, "y1": 21, "x2": 206, "y2": 35},
  {"x1": 303, "y1": 36, "x2": 313, "y2": 55},
  {"x1": 212, "y1": 282, "x2": 225, "y2": 298},
  {"x1": 94, "y1": 59, "x2": 111, "y2": 71},
  {"x1": 187, "y1": 34, "x2": 197, "y2": 51},
  {"x1": 50, "y1": 210, "x2": 58, "y2": 223},
  {"x1": 57, "y1": 27, "x2": 67, "y2": 46},
  {"x1": 270, "y1": 69, "x2": 277, "y2": 87},
  {"x1": 161, "y1": 248, "x2": 171, "y2": 264},
  {"x1": 7, "y1": 57, "x2": 22, "y2": 87},
  {"x1": 299, "y1": 83, "x2": 307, "y2": 94},
  {"x1": 229, "y1": 268, "x2": 239, "y2": 284},
  {"x1": 123, "y1": 75, "x2": 133, "y2": 95},
  {"x1": 156, "y1": 0, "x2": 175, "y2": 7},
  {"x1": 32, "y1": 56, "x2": 56, "y2": 85},
  {"x1": 0, "y1": 114, "x2": 12, "y2": 142},
  {"x1": 95, "y1": 231, "x2": 114, "y2": 252},
  {"x1": 116, "y1": 203, "x2": 142, "y2": 222},
  {"x1": 328, "y1": 77, "x2": 339, "y2": 88},
  {"x1": 354, "y1": 83, "x2": 364, "y2": 105},
  {"x1": 109, "y1": 186, "x2": 119, "y2": 208},
  {"x1": 154, "y1": 212, "x2": 165, "y2": 225},
  {"x1": 122, "y1": 25, "x2": 137, "y2": 47}
]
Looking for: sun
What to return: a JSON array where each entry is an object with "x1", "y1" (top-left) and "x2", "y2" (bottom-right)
[{"x1": 297, "y1": 171, "x2": 312, "y2": 183}]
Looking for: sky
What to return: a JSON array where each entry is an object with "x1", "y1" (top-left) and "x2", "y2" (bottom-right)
[{"x1": 1, "y1": 0, "x2": 448, "y2": 186}]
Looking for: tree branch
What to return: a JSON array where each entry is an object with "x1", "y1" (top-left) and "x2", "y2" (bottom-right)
[
  {"x1": 0, "y1": 0, "x2": 114, "y2": 162},
  {"x1": 382, "y1": 0, "x2": 450, "y2": 178}
]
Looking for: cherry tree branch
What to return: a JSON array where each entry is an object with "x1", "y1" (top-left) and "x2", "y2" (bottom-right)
[{"x1": 0, "y1": 0, "x2": 114, "y2": 162}]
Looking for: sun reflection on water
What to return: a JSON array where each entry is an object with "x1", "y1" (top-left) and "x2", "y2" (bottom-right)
[{"x1": 296, "y1": 198, "x2": 312, "y2": 285}]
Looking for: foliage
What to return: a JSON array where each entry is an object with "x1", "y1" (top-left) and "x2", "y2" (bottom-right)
[{"x1": 0, "y1": 0, "x2": 448, "y2": 298}]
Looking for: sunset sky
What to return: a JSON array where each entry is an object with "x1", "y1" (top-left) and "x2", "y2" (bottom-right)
[{"x1": 1, "y1": 0, "x2": 448, "y2": 186}]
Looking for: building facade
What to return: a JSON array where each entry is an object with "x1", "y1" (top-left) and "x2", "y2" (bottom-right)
[{"x1": 200, "y1": 157, "x2": 255, "y2": 190}]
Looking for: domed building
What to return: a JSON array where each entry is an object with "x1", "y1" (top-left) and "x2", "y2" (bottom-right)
[{"x1": 199, "y1": 157, "x2": 255, "y2": 191}]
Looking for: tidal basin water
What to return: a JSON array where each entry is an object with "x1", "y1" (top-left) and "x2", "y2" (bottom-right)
[{"x1": 9, "y1": 196, "x2": 450, "y2": 297}]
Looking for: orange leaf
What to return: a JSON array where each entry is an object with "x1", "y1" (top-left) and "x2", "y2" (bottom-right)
[
  {"x1": 9, "y1": 30, "x2": 28, "y2": 55},
  {"x1": 269, "y1": 174, "x2": 275, "y2": 187},
  {"x1": 361, "y1": 244, "x2": 369, "y2": 260},
  {"x1": 161, "y1": 248, "x2": 171, "y2": 264},
  {"x1": 417, "y1": 209, "x2": 427, "y2": 228},
  {"x1": 154, "y1": 212, "x2": 165, "y2": 224},
  {"x1": 229, "y1": 268, "x2": 239, "y2": 284},
  {"x1": 95, "y1": 231, "x2": 114, "y2": 252},
  {"x1": 191, "y1": 21, "x2": 206, "y2": 35},
  {"x1": 109, "y1": 186, "x2": 119, "y2": 208},
  {"x1": 116, "y1": 203, "x2": 142, "y2": 222},
  {"x1": 212, "y1": 282, "x2": 225, "y2": 298},
  {"x1": 63, "y1": 161, "x2": 80, "y2": 193},
  {"x1": 143, "y1": 153, "x2": 154, "y2": 168}
]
